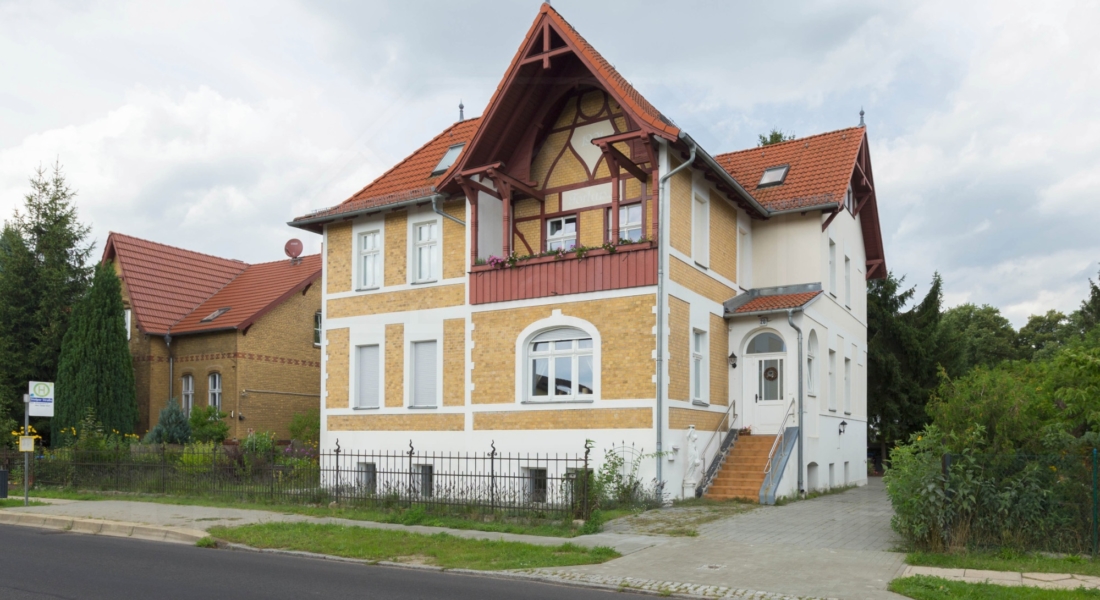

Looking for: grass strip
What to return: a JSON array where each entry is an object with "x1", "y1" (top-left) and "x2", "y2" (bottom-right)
[
  {"x1": 890, "y1": 576, "x2": 1100, "y2": 599},
  {"x1": 27, "y1": 488, "x2": 583, "y2": 537},
  {"x1": 0, "y1": 499, "x2": 47, "y2": 508},
  {"x1": 909, "y1": 551, "x2": 1100, "y2": 578},
  {"x1": 209, "y1": 522, "x2": 619, "y2": 571}
]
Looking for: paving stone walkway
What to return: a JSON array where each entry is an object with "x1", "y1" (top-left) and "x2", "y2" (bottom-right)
[{"x1": 902, "y1": 565, "x2": 1100, "y2": 590}]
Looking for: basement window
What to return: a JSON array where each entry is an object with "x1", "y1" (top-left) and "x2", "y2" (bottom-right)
[
  {"x1": 430, "y1": 144, "x2": 465, "y2": 176},
  {"x1": 200, "y1": 307, "x2": 231, "y2": 323},
  {"x1": 758, "y1": 164, "x2": 789, "y2": 188}
]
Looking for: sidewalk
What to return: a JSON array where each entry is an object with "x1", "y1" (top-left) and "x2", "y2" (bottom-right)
[{"x1": 901, "y1": 565, "x2": 1100, "y2": 590}]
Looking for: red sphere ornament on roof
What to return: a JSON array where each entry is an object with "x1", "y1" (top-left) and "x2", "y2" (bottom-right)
[{"x1": 285, "y1": 239, "x2": 303, "y2": 259}]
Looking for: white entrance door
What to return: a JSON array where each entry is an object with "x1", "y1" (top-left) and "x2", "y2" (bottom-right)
[{"x1": 750, "y1": 355, "x2": 786, "y2": 434}]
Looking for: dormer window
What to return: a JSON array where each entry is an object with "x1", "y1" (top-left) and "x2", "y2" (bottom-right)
[
  {"x1": 430, "y1": 144, "x2": 465, "y2": 176},
  {"x1": 758, "y1": 164, "x2": 789, "y2": 188},
  {"x1": 200, "y1": 307, "x2": 231, "y2": 323}
]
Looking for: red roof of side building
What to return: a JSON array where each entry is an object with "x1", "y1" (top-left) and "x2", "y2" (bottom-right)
[
  {"x1": 715, "y1": 127, "x2": 866, "y2": 213},
  {"x1": 102, "y1": 232, "x2": 320, "y2": 336},
  {"x1": 732, "y1": 291, "x2": 823, "y2": 314}
]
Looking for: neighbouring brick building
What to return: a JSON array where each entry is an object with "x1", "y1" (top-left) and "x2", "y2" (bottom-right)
[
  {"x1": 290, "y1": 5, "x2": 887, "y2": 503},
  {"x1": 102, "y1": 233, "x2": 322, "y2": 441}
]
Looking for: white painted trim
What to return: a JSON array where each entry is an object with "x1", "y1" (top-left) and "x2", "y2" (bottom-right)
[{"x1": 514, "y1": 311, "x2": 602, "y2": 404}]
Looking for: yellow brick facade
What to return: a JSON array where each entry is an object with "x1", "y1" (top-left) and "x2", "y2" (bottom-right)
[
  {"x1": 669, "y1": 407, "x2": 726, "y2": 430},
  {"x1": 327, "y1": 284, "x2": 465, "y2": 319},
  {"x1": 385, "y1": 324, "x2": 404, "y2": 407},
  {"x1": 670, "y1": 256, "x2": 737, "y2": 304},
  {"x1": 710, "y1": 312, "x2": 729, "y2": 407},
  {"x1": 329, "y1": 413, "x2": 463, "y2": 431},
  {"x1": 709, "y1": 188, "x2": 738, "y2": 284},
  {"x1": 669, "y1": 158, "x2": 692, "y2": 256},
  {"x1": 442, "y1": 200, "x2": 466, "y2": 280},
  {"x1": 324, "y1": 328, "x2": 350, "y2": 410},
  {"x1": 326, "y1": 222, "x2": 352, "y2": 294},
  {"x1": 579, "y1": 208, "x2": 604, "y2": 247},
  {"x1": 668, "y1": 295, "x2": 690, "y2": 402},
  {"x1": 471, "y1": 295, "x2": 656, "y2": 404},
  {"x1": 443, "y1": 318, "x2": 465, "y2": 407},
  {"x1": 474, "y1": 407, "x2": 651, "y2": 430},
  {"x1": 384, "y1": 210, "x2": 407, "y2": 286}
]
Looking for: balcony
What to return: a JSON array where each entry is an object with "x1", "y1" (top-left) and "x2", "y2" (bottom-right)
[{"x1": 470, "y1": 242, "x2": 657, "y2": 305}]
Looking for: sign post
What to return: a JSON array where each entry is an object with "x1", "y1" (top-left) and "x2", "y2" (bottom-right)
[{"x1": 24, "y1": 382, "x2": 54, "y2": 506}]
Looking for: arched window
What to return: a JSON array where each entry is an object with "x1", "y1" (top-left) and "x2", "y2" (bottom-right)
[
  {"x1": 181, "y1": 374, "x2": 194, "y2": 416},
  {"x1": 747, "y1": 332, "x2": 785, "y2": 402},
  {"x1": 807, "y1": 331, "x2": 818, "y2": 396},
  {"x1": 208, "y1": 372, "x2": 222, "y2": 410},
  {"x1": 528, "y1": 328, "x2": 594, "y2": 401},
  {"x1": 746, "y1": 332, "x2": 785, "y2": 354}
]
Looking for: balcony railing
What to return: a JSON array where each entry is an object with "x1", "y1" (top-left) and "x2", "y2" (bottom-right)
[{"x1": 470, "y1": 242, "x2": 658, "y2": 305}]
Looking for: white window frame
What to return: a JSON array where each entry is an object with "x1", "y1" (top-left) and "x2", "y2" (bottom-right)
[
  {"x1": 410, "y1": 339, "x2": 438, "y2": 408},
  {"x1": 355, "y1": 344, "x2": 380, "y2": 409},
  {"x1": 844, "y1": 255, "x2": 852, "y2": 309},
  {"x1": 208, "y1": 372, "x2": 222, "y2": 411},
  {"x1": 608, "y1": 203, "x2": 643, "y2": 243},
  {"x1": 828, "y1": 240, "x2": 837, "y2": 297},
  {"x1": 527, "y1": 330, "x2": 594, "y2": 402},
  {"x1": 844, "y1": 356, "x2": 852, "y2": 415},
  {"x1": 181, "y1": 374, "x2": 194, "y2": 417},
  {"x1": 546, "y1": 215, "x2": 577, "y2": 251},
  {"x1": 313, "y1": 311, "x2": 322, "y2": 347},
  {"x1": 807, "y1": 333, "x2": 817, "y2": 397},
  {"x1": 358, "y1": 230, "x2": 381, "y2": 290},
  {"x1": 692, "y1": 329, "x2": 707, "y2": 405},
  {"x1": 124, "y1": 308, "x2": 131, "y2": 341},
  {"x1": 517, "y1": 315, "x2": 601, "y2": 404},
  {"x1": 692, "y1": 192, "x2": 709, "y2": 267},
  {"x1": 411, "y1": 221, "x2": 439, "y2": 284},
  {"x1": 828, "y1": 350, "x2": 837, "y2": 412}
]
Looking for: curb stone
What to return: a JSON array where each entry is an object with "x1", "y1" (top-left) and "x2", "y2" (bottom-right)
[
  {"x1": 0, "y1": 510, "x2": 206, "y2": 545},
  {"x1": 221, "y1": 542, "x2": 823, "y2": 599}
]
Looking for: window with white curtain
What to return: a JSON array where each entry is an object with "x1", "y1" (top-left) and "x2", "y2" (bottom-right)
[
  {"x1": 359, "y1": 230, "x2": 380, "y2": 289},
  {"x1": 356, "y1": 345, "x2": 380, "y2": 408},
  {"x1": 692, "y1": 330, "x2": 707, "y2": 404},
  {"x1": 181, "y1": 374, "x2": 194, "y2": 417},
  {"x1": 528, "y1": 328, "x2": 593, "y2": 401},
  {"x1": 208, "y1": 372, "x2": 222, "y2": 410},
  {"x1": 411, "y1": 340, "x2": 437, "y2": 407},
  {"x1": 546, "y1": 216, "x2": 577, "y2": 251},
  {"x1": 413, "y1": 222, "x2": 438, "y2": 283},
  {"x1": 692, "y1": 193, "x2": 709, "y2": 266}
]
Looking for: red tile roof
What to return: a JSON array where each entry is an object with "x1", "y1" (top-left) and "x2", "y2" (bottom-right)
[
  {"x1": 715, "y1": 127, "x2": 865, "y2": 213},
  {"x1": 291, "y1": 118, "x2": 480, "y2": 229},
  {"x1": 103, "y1": 232, "x2": 320, "y2": 336},
  {"x1": 733, "y1": 291, "x2": 823, "y2": 314}
]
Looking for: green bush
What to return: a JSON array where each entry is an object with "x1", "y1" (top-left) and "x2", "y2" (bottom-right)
[
  {"x1": 189, "y1": 406, "x2": 229, "y2": 444},
  {"x1": 288, "y1": 409, "x2": 320, "y2": 448},
  {"x1": 144, "y1": 398, "x2": 191, "y2": 444},
  {"x1": 241, "y1": 431, "x2": 276, "y2": 457}
]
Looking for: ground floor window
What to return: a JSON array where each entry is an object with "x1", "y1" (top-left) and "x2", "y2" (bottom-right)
[
  {"x1": 181, "y1": 374, "x2": 194, "y2": 416},
  {"x1": 527, "y1": 468, "x2": 548, "y2": 503},
  {"x1": 529, "y1": 328, "x2": 593, "y2": 400},
  {"x1": 208, "y1": 372, "x2": 222, "y2": 410}
]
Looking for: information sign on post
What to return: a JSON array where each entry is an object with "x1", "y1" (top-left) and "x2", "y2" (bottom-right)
[
  {"x1": 28, "y1": 381, "x2": 54, "y2": 418},
  {"x1": 18, "y1": 436, "x2": 34, "y2": 453}
]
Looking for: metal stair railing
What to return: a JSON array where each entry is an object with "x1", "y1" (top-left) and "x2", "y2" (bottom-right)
[
  {"x1": 763, "y1": 399, "x2": 797, "y2": 476},
  {"x1": 694, "y1": 401, "x2": 739, "y2": 498}
]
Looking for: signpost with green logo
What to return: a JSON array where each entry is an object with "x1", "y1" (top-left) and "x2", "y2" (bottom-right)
[{"x1": 23, "y1": 382, "x2": 53, "y2": 505}]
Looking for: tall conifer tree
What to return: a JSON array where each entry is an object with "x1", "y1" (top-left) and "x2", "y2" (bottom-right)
[{"x1": 55, "y1": 262, "x2": 137, "y2": 439}]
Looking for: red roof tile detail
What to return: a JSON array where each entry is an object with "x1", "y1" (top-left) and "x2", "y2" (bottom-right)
[
  {"x1": 294, "y1": 118, "x2": 481, "y2": 224},
  {"x1": 716, "y1": 127, "x2": 865, "y2": 213},
  {"x1": 171, "y1": 255, "x2": 321, "y2": 334},
  {"x1": 103, "y1": 232, "x2": 320, "y2": 336},
  {"x1": 734, "y1": 291, "x2": 822, "y2": 314}
]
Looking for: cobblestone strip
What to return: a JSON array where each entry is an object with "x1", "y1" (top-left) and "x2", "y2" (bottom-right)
[{"x1": 526, "y1": 569, "x2": 829, "y2": 599}]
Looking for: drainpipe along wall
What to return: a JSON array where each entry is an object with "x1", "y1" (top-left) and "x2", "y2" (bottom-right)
[
  {"x1": 656, "y1": 136, "x2": 697, "y2": 487},
  {"x1": 786, "y1": 308, "x2": 804, "y2": 496},
  {"x1": 164, "y1": 333, "x2": 173, "y2": 424}
]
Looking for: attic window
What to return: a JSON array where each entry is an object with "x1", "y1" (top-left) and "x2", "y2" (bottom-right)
[
  {"x1": 200, "y1": 307, "x2": 231, "y2": 323},
  {"x1": 758, "y1": 164, "x2": 790, "y2": 188},
  {"x1": 430, "y1": 144, "x2": 465, "y2": 176}
]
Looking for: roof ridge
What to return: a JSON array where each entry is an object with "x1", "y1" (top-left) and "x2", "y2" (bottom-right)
[
  {"x1": 340, "y1": 117, "x2": 481, "y2": 208},
  {"x1": 107, "y1": 231, "x2": 251, "y2": 267},
  {"x1": 246, "y1": 254, "x2": 321, "y2": 268},
  {"x1": 715, "y1": 126, "x2": 866, "y2": 159}
]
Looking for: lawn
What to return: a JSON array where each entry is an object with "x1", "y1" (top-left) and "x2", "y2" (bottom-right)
[
  {"x1": 0, "y1": 499, "x2": 46, "y2": 508},
  {"x1": 908, "y1": 551, "x2": 1100, "y2": 578},
  {"x1": 890, "y1": 576, "x2": 1100, "y2": 599},
  {"x1": 208, "y1": 522, "x2": 619, "y2": 571}
]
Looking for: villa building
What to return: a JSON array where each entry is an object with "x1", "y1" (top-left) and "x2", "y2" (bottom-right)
[{"x1": 290, "y1": 4, "x2": 885, "y2": 502}]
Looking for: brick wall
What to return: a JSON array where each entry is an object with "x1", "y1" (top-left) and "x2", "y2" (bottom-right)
[
  {"x1": 670, "y1": 256, "x2": 736, "y2": 304},
  {"x1": 709, "y1": 188, "x2": 738, "y2": 284},
  {"x1": 532, "y1": 132, "x2": 570, "y2": 187},
  {"x1": 579, "y1": 208, "x2": 604, "y2": 247},
  {"x1": 443, "y1": 318, "x2": 464, "y2": 407},
  {"x1": 710, "y1": 312, "x2": 729, "y2": 407},
  {"x1": 547, "y1": 149, "x2": 587, "y2": 189},
  {"x1": 385, "y1": 323, "x2": 404, "y2": 407},
  {"x1": 668, "y1": 295, "x2": 690, "y2": 402},
  {"x1": 473, "y1": 407, "x2": 651, "y2": 430},
  {"x1": 325, "y1": 328, "x2": 349, "y2": 410},
  {"x1": 329, "y1": 413, "x2": 463, "y2": 431},
  {"x1": 442, "y1": 199, "x2": 466, "y2": 280},
  {"x1": 326, "y1": 222, "x2": 352, "y2": 294},
  {"x1": 384, "y1": 210, "x2": 407, "y2": 286},
  {"x1": 669, "y1": 407, "x2": 726, "y2": 430},
  {"x1": 669, "y1": 158, "x2": 692, "y2": 256},
  {"x1": 171, "y1": 331, "x2": 237, "y2": 435},
  {"x1": 327, "y1": 284, "x2": 465, "y2": 318},
  {"x1": 471, "y1": 295, "x2": 656, "y2": 404}
]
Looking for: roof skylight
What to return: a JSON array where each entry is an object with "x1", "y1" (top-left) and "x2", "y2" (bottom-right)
[
  {"x1": 200, "y1": 307, "x2": 231, "y2": 323},
  {"x1": 758, "y1": 164, "x2": 790, "y2": 188},
  {"x1": 430, "y1": 144, "x2": 465, "y2": 176}
]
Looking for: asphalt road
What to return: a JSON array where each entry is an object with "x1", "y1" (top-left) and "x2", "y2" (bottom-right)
[{"x1": 0, "y1": 525, "x2": 644, "y2": 600}]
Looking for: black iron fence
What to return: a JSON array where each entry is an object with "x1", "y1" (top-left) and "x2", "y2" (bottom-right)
[{"x1": 1, "y1": 442, "x2": 594, "y2": 519}]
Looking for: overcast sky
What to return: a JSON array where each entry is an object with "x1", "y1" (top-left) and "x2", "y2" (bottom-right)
[{"x1": 2, "y1": 0, "x2": 1097, "y2": 325}]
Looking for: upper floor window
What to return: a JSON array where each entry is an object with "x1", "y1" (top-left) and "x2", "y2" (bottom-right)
[
  {"x1": 844, "y1": 256, "x2": 851, "y2": 308},
  {"x1": 692, "y1": 193, "x2": 709, "y2": 267},
  {"x1": 124, "y1": 308, "x2": 131, "y2": 341},
  {"x1": 844, "y1": 356, "x2": 852, "y2": 414},
  {"x1": 758, "y1": 164, "x2": 789, "y2": 188},
  {"x1": 692, "y1": 330, "x2": 707, "y2": 404},
  {"x1": 359, "y1": 230, "x2": 380, "y2": 289},
  {"x1": 430, "y1": 144, "x2": 464, "y2": 176},
  {"x1": 529, "y1": 328, "x2": 593, "y2": 401},
  {"x1": 413, "y1": 222, "x2": 438, "y2": 283},
  {"x1": 807, "y1": 331, "x2": 818, "y2": 397},
  {"x1": 313, "y1": 311, "x2": 322, "y2": 346},
  {"x1": 828, "y1": 240, "x2": 837, "y2": 297},
  {"x1": 608, "y1": 204, "x2": 643, "y2": 242},
  {"x1": 208, "y1": 372, "x2": 222, "y2": 410},
  {"x1": 846, "y1": 187, "x2": 855, "y2": 213},
  {"x1": 181, "y1": 374, "x2": 194, "y2": 417},
  {"x1": 547, "y1": 216, "x2": 577, "y2": 251}
]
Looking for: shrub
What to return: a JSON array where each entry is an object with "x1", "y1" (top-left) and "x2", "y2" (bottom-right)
[
  {"x1": 144, "y1": 398, "x2": 191, "y2": 444},
  {"x1": 189, "y1": 405, "x2": 229, "y2": 444},
  {"x1": 288, "y1": 409, "x2": 320, "y2": 448},
  {"x1": 241, "y1": 431, "x2": 276, "y2": 457}
]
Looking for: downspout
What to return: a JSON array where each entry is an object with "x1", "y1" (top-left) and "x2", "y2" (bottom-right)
[
  {"x1": 432, "y1": 194, "x2": 465, "y2": 226},
  {"x1": 164, "y1": 332, "x2": 173, "y2": 408},
  {"x1": 786, "y1": 309, "x2": 804, "y2": 496},
  {"x1": 655, "y1": 136, "x2": 696, "y2": 486}
]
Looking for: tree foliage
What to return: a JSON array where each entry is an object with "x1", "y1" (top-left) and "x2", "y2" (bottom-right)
[
  {"x1": 939, "y1": 303, "x2": 1018, "y2": 373},
  {"x1": 758, "y1": 128, "x2": 795, "y2": 146},
  {"x1": 55, "y1": 262, "x2": 138, "y2": 441},
  {"x1": 189, "y1": 405, "x2": 229, "y2": 444},
  {"x1": 145, "y1": 398, "x2": 191, "y2": 445}
]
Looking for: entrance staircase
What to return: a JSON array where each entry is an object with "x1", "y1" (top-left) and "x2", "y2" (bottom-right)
[{"x1": 703, "y1": 434, "x2": 775, "y2": 501}]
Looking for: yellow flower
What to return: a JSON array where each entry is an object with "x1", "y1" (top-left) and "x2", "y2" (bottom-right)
[{"x1": 1050, "y1": 466, "x2": 1057, "y2": 472}]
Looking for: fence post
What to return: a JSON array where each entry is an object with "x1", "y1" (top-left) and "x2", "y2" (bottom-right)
[
  {"x1": 334, "y1": 439, "x2": 341, "y2": 505},
  {"x1": 407, "y1": 440, "x2": 415, "y2": 508},
  {"x1": 270, "y1": 446, "x2": 276, "y2": 501},
  {"x1": 489, "y1": 441, "x2": 496, "y2": 513},
  {"x1": 161, "y1": 444, "x2": 167, "y2": 495},
  {"x1": 1093, "y1": 447, "x2": 1098, "y2": 557},
  {"x1": 583, "y1": 439, "x2": 593, "y2": 521}
]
